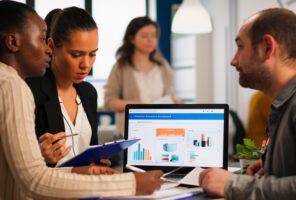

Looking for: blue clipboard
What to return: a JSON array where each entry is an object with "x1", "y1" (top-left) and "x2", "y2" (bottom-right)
[{"x1": 59, "y1": 138, "x2": 140, "y2": 167}]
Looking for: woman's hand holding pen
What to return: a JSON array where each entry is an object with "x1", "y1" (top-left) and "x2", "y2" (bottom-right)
[{"x1": 39, "y1": 132, "x2": 71, "y2": 164}]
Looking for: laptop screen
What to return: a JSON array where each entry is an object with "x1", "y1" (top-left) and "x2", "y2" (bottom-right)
[{"x1": 124, "y1": 104, "x2": 228, "y2": 172}]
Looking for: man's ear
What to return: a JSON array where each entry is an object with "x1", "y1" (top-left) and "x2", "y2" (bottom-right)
[
  {"x1": 5, "y1": 34, "x2": 21, "y2": 52},
  {"x1": 262, "y1": 34, "x2": 276, "y2": 60},
  {"x1": 47, "y1": 37, "x2": 55, "y2": 52}
]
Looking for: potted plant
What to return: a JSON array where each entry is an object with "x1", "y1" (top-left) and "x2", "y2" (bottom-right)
[{"x1": 233, "y1": 138, "x2": 263, "y2": 174}]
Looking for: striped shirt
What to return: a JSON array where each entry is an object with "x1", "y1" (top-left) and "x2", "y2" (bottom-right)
[{"x1": 0, "y1": 62, "x2": 135, "y2": 199}]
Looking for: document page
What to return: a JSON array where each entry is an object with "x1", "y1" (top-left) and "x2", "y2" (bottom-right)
[
  {"x1": 161, "y1": 167, "x2": 204, "y2": 190},
  {"x1": 179, "y1": 167, "x2": 204, "y2": 186},
  {"x1": 120, "y1": 187, "x2": 203, "y2": 199}
]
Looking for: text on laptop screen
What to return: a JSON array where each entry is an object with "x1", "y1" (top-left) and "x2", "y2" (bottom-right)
[{"x1": 126, "y1": 108, "x2": 225, "y2": 168}]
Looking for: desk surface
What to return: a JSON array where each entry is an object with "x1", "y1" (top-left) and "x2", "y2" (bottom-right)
[
  {"x1": 86, "y1": 192, "x2": 223, "y2": 200},
  {"x1": 104, "y1": 162, "x2": 240, "y2": 200}
]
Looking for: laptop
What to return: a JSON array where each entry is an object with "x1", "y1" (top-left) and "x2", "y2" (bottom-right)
[{"x1": 123, "y1": 104, "x2": 229, "y2": 178}]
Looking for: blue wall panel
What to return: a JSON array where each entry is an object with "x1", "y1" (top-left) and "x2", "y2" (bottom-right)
[{"x1": 156, "y1": 0, "x2": 182, "y2": 63}]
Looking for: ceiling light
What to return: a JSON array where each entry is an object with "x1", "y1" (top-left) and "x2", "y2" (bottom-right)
[{"x1": 171, "y1": 0, "x2": 212, "y2": 34}]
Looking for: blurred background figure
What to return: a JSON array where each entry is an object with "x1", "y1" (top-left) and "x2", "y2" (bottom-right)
[
  {"x1": 246, "y1": 91, "x2": 271, "y2": 146},
  {"x1": 104, "y1": 16, "x2": 181, "y2": 138}
]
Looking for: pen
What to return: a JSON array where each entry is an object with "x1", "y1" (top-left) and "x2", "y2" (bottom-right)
[
  {"x1": 63, "y1": 133, "x2": 79, "y2": 139},
  {"x1": 125, "y1": 165, "x2": 168, "y2": 181},
  {"x1": 39, "y1": 133, "x2": 79, "y2": 143},
  {"x1": 163, "y1": 167, "x2": 183, "y2": 177},
  {"x1": 126, "y1": 164, "x2": 146, "y2": 172},
  {"x1": 52, "y1": 133, "x2": 79, "y2": 144},
  {"x1": 125, "y1": 165, "x2": 182, "y2": 176}
]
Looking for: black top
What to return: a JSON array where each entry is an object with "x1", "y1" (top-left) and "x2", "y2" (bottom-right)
[{"x1": 26, "y1": 69, "x2": 98, "y2": 147}]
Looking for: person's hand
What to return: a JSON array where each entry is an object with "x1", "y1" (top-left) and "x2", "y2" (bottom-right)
[
  {"x1": 246, "y1": 159, "x2": 264, "y2": 176},
  {"x1": 134, "y1": 170, "x2": 164, "y2": 195},
  {"x1": 199, "y1": 168, "x2": 232, "y2": 197},
  {"x1": 72, "y1": 165, "x2": 119, "y2": 175},
  {"x1": 39, "y1": 132, "x2": 71, "y2": 164}
]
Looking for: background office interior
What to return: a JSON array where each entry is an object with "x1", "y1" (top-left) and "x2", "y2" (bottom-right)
[{"x1": 8, "y1": 0, "x2": 296, "y2": 135}]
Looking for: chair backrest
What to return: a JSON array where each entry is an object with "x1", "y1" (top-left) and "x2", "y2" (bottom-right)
[{"x1": 229, "y1": 109, "x2": 246, "y2": 155}]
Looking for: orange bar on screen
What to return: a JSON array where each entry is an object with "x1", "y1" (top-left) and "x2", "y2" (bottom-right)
[{"x1": 156, "y1": 128, "x2": 185, "y2": 137}]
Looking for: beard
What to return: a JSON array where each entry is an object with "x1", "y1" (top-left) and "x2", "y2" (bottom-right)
[{"x1": 238, "y1": 54, "x2": 272, "y2": 91}]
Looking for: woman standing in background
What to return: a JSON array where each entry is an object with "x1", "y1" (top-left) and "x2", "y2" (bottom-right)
[{"x1": 104, "y1": 16, "x2": 181, "y2": 136}]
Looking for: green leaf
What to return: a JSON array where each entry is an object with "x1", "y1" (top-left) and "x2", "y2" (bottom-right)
[
  {"x1": 243, "y1": 138, "x2": 255, "y2": 147},
  {"x1": 233, "y1": 138, "x2": 263, "y2": 160}
]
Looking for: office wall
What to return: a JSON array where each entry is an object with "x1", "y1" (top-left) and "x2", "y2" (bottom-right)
[
  {"x1": 202, "y1": 0, "x2": 233, "y2": 106},
  {"x1": 171, "y1": 0, "x2": 226, "y2": 103}
]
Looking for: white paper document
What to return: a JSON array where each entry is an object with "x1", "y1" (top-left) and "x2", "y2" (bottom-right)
[
  {"x1": 163, "y1": 167, "x2": 205, "y2": 188},
  {"x1": 160, "y1": 182, "x2": 180, "y2": 190},
  {"x1": 107, "y1": 168, "x2": 205, "y2": 199},
  {"x1": 179, "y1": 167, "x2": 204, "y2": 186},
  {"x1": 228, "y1": 166, "x2": 241, "y2": 173},
  {"x1": 123, "y1": 187, "x2": 203, "y2": 199}
]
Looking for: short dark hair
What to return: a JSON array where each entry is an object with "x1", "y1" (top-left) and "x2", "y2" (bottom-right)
[
  {"x1": 49, "y1": 6, "x2": 97, "y2": 47},
  {"x1": 116, "y1": 16, "x2": 164, "y2": 67},
  {"x1": 249, "y1": 8, "x2": 296, "y2": 60},
  {"x1": 0, "y1": 1, "x2": 36, "y2": 48}
]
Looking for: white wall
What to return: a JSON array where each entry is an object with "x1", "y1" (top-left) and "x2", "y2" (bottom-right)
[
  {"x1": 195, "y1": 33, "x2": 213, "y2": 103},
  {"x1": 35, "y1": 0, "x2": 84, "y2": 18},
  {"x1": 202, "y1": 0, "x2": 231, "y2": 105}
]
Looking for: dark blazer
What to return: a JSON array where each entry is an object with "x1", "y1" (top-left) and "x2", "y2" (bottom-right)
[{"x1": 26, "y1": 69, "x2": 98, "y2": 146}]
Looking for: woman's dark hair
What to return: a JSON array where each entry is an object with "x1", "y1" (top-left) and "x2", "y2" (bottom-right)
[
  {"x1": 116, "y1": 16, "x2": 164, "y2": 67},
  {"x1": 48, "y1": 6, "x2": 97, "y2": 47},
  {"x1": 0, "y1": 1, "x2": 36, "y2": 52},
  {"x1": 44, "y1": 8, "x2": 62, "y2": 41}
]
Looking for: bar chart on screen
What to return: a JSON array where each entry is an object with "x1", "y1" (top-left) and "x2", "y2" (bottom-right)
[{"x1": 133, "y1": 143, "x2": 152, "y2": 161}]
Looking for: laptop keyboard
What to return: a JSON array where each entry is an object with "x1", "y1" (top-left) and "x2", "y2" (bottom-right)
[
  {"x1": 166, "y1": 173, "x2": 185, "y2": 179},
  {"x1": 165, "y1": 173, "x2": 185, "y2": 182}
]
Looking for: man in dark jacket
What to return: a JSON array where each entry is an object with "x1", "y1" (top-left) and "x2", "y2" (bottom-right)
[{"x1": 200, "y1": 8, "x2": 296, "y2": 200}]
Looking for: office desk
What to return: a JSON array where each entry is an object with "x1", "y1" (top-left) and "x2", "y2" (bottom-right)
[
  {"x1": 100, "y1": 163, "x2": 239, "y2": 200},
  {"x1": 93, "y1": 132, "x2": 238, "y2": 200},
  {"x1": 86, "y1": 191, "x2": 223, "y2": 200}
]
